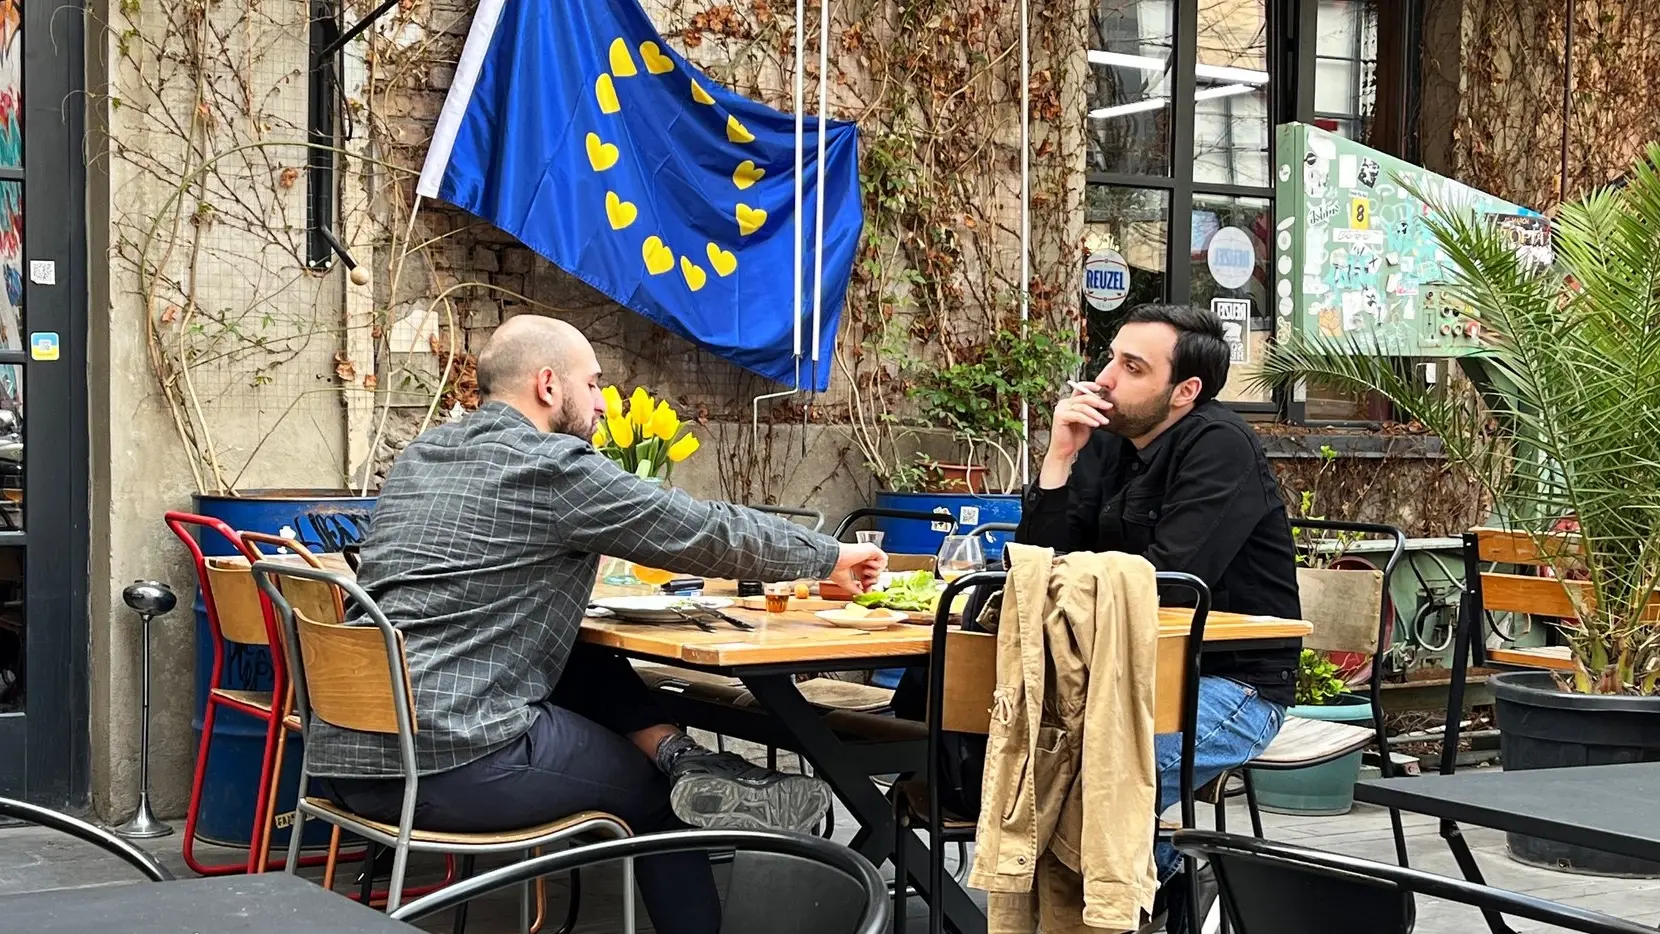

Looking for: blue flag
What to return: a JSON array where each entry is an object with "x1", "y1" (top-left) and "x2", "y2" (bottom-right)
[{"x1": 417, "y1": 0, "x2": 863, "y2": 391}]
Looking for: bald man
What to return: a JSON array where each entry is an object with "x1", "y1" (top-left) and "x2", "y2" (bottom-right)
[{"x1": 308, "y1": 316, "x2": 887, "y2": 934}]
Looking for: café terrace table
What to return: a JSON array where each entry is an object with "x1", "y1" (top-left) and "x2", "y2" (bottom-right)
[
  {"x1": 0, "y1": 872, "x2": 415, "y2": 933},
  {"x1": 582, "y1": 579, "x2": 1312, "y2": 934},
  {"x1": 1355, "y1": 762, "x2": 1660, "y2": 934}
]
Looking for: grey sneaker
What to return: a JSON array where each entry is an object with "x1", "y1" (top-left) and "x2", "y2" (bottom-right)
[{"x1": 667, "y1": 750, "x2": 832, "y2": 834}]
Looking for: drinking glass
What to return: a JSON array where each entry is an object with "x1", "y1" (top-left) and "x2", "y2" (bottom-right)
[
  {"x1": 856, "y1": 530, "x2": 885, "y2": 548},
  {"x1": 936, "y1": 534, "x2": 983, "y2": 582}
]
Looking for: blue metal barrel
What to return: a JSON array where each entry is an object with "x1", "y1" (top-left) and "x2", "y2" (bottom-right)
[
  {"x1": 871, "y1": 490, "x2": 1023, "y2": 561},
  {"x1": 188, "y1": 490, "x2": 375, "y2": 849}
]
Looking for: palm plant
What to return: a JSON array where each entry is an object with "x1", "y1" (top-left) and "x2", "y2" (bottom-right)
[{"x1": 1252, "y1": 144, "x2": 1660, "y2": 696}]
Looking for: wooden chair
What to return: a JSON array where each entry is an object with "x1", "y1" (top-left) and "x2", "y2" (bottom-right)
[
  {"x1": 1231, "y1": 519, "x2": 1410, "y2": 866},
  {"x1": 891, "y1": 568, "x2": 1217, "y2": 934},
  {"x1": 1441, "y1": 526, "x2": 1586, "y2": 776},
  {"x1": 250, "y1": 561, "x2": 635, "y2": 931}
]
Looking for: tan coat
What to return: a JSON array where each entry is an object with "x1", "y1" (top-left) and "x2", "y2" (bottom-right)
[{"x1": 967, "y1": 544, "x2": 1161, "y2": 933}]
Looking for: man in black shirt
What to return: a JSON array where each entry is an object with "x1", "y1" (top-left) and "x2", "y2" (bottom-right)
[{"x1": 1019, "y1": 303, "x2": 1300, "y2": 901}]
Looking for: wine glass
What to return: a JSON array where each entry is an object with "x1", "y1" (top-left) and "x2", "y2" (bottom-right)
[{"x1": 936, "y1": 534, "x2": 984, "y2": 582}]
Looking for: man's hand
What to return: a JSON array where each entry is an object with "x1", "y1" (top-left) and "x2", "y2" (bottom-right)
[
  {"x1": 1038, "y1": 382, "x2": 1112, "y2": 488},
  {"x1": 828, "y1": 543, "x2": 887, "y2": 595}
]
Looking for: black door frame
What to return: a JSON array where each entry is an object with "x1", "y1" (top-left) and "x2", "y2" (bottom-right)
[{"x1": 0, "y1": 0, "x2": 91, "y2": 806}]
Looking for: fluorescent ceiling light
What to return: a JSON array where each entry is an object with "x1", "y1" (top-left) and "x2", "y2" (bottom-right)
[
  {"x1": 1086, "y1": 49, "x2": 1269, "y2": 85},
  {"x1": 1088, "y1": 83, "x2": 1254, "y2": 120}
]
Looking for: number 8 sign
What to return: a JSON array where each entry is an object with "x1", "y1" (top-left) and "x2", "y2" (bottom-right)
[{"x1": 1349, "y1": 196, "x2": 1371, "y2": 230}]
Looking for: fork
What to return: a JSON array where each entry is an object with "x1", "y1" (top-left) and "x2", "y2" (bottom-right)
[{"x1": 667, "y1": 606, "x2": 718, "y2": 632}]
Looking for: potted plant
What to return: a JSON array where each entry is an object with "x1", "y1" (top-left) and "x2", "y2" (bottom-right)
[
  {"x1": 1246, "y1": 650, "x2": 1377, "y2": 817},
  {"x1": 867, "y1": 327, "x2": 1081, "y2": 561},
  {"x1": 1254, "y1": 146, "x2": 1660, "y2": 865}
]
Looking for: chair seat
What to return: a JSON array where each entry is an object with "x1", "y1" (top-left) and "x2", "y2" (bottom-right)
[
  {"x1": 213, "y1": 688, "x2": 275, "y2": 713},
  {"x1": 797, "y1": 677, "x2": 895, "y2": 712},
  {"x1": 302, "y1": 798, "x2": 630, "y2": 846},
  {"x1": 1248, "y1": 715, "x2": 1375, "y2": 768}
]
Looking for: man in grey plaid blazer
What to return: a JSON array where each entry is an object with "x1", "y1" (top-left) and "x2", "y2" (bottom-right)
[{"x1": 312, "y1": 316, "x2": 887, "y2": 934}]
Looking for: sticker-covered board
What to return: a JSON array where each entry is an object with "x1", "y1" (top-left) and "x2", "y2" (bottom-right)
[{"x1": 1272, "y1": 122, "x2": 1548, "y2": 357}]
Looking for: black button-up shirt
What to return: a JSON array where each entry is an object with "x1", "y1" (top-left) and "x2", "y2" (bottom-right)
[{"x1": 1017, "y1": 401, "x2": 1302, "y2": 706}]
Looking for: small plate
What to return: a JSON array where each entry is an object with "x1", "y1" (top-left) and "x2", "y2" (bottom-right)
[
  {"x1": 814, "y1": 607, "x2": 908, "y2": 630},
  {"x1": 591, "y1": 595, "x2": 734, "y2": 623}
]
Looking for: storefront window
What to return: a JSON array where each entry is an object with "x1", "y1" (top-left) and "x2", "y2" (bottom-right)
[
  {"x1": 1083, "y1": 186, "x2": 1170, "y2": 372},
  {"x1": 1088, "y1": 0, "x2": 1175, "y2": 176}
]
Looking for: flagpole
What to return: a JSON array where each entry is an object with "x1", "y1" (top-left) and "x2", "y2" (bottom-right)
[
  {"x1": 1017, "y1": 0, "x2": 1031, "y2": 490},
  {"x1": 753, "y1": 0, "x2": 809, "y2": 446},
  {"x1": 811, "y1": 0, "x2": 830, "y2": 371}
]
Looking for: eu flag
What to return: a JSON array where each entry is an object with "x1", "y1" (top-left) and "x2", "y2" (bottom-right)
[{"x1": 416, "y1": 0, "x2": 863, "y2": 391}]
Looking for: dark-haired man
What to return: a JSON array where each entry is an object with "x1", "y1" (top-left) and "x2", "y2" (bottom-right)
[{"x1": 1019, "y1": 303, "x2": 1301, "y2": 925}]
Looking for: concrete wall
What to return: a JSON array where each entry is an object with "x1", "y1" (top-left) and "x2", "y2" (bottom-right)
[{"x1": 84, "y1": 0, "x2": 350, "y2": 819}]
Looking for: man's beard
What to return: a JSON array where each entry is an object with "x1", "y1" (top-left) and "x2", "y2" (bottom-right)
[
  {"x1": 1103, "y1": 386, "x2": 1174, "y2": 440},
  {"x1": 549, "y1": 394, "x2": 594, "y2": 438}
]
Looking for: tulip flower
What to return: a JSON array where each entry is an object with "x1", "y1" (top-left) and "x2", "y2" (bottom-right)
[
  {"x1": 629, "y1": 387, "x2": 653, "y2": 427},
  {"x1": 592, "y1": 425, "x2": 608, "y2": 449},
  {"x1": 602, "y1": 385, "x2": 624, "y2": 420},
  {"x1": 606, "y1": 413, "x2": 634, "y2": 449},
  {"x1": 667, "y1": 433, "x2": 701, "y2": 462},
  {"x1": 649, "y1": 401, "x2": 680, "y2": 442}
]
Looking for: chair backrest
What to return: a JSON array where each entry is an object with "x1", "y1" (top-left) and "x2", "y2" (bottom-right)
[
  {"x1": 202, "y1": 556, "x2": 274, "y2": 646},
  {"x1": 1173, "y1": 829, "x2": 1655, "y2": 934},
  {"x1": 239, "y1": 531, "x2": 349, "y2": 624},
  {"x1": 387, "y1": 829, "x2": 889, "y2": 934},
  {"x1": 747, "y1": 504, "x2": 827, "y2": 533},
  {"x1": 1465, "y1": 527, "x2": 1588, "y2": 620},
  {"x1": 0, "y1": 797, "x2": 173, "y2": 882},
  {"x1": 250, "y1": 562, "x2": 417, "y2": 760},
  {"x1": 831, "y1": 506, "x2": 946, "y2": 541},
  {"x1": 1289, "y1": 519, "x2": 1405, "y2": 657}
]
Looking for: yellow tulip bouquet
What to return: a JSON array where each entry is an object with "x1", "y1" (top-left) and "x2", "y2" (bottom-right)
[{"x1": 593, "y1": 385, "x2": 702, "y2": 481}]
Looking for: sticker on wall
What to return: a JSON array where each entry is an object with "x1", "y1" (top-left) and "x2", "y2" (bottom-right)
[
  {"x1": 1211, "y1": 298, "x2": 1251, "y2": 364},
  {"x1": 1276, "y1": 278, "x2": 1293, "y2": 298},
  {"x1": 1304, "y1": 152, "x2": 1329, "y2": 199},
  {"x1": 1276, "y1": 214, "x2": 1295, "y2": 231},
  {"x1": 1359, "y1": 158, "x2": 1381, "y2": 187},
  {"x1": 28, "y1": 261, "x2": 55, "y2": 286},
  {"x1": 1207, "y1": 226, "x2": 1256, "y2": 290},
  {"x1": 1349, "y1": 196, "x2": 1372, "y2": 229},
  {"x1": 29, "y1": 332, "x2": 59, "y2": 361},
  {"x1": 1278, "y1": 296, "x2": 1295, "y2": 317},
  {"x1": 1303, "y1": 275, "x2": 1330, "y2": 295},
  {"x1": 1276, "y1": 254, "x2": 1292, "y2": 275},
  {"x1": 1310, "y1": 136, "x2": 1337, "y2": 160},
  {"x1": 1337, "y1": 154, "x2": 1358, "y2": 189},
  {"x1": 1308, "y1": 202, "x2": 1338, "y2": 227},
  {"x1": 1278, "y1": 164, "x2": 1292, "y2": 183},
  {"x1": 1277, "y1": 230, "x2": 1292, "y2": 252},
  {"x1": 1082, "y1": 249, "x2": 1131, "y2": 311}
]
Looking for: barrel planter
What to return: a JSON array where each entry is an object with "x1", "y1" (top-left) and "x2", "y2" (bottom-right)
[
  {"x1": 1492, "y1": 671, "x2": 1660, "y2": 877},
  {"x1": 1248, "y1": 694, "x2": 1374, "y2": 815},
  {"x1": 871, "y1": 490, "x2": 1022, "y2": 563},
  {"x1": 189, "y1": 490, "x2": 375, "y2": 849}
]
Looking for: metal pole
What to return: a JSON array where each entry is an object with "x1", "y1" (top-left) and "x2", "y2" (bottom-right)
[
  {"x1": 114, "y1": 581, "x2": 176, "y2": 839},
  {"x1": 1017, "y1": 0, "x2": 1031, "y2": 489},
  {"x1": 1560, "y1": 0, "x2": 1574, "y2": 203}
]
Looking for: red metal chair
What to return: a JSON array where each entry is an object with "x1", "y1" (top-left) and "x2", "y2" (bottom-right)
[{"x1": 165, "y1": 510, "x2": 305, "y2": 875}]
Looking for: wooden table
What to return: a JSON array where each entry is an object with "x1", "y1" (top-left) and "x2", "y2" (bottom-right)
[{"x1": 582, "y1": 579, "x2": 1311, "y2": 934}]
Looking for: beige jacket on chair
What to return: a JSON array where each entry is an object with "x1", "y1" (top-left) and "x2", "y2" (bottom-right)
[{"x1": 967, "y1": 543, "x2": 1161, "y2": 933}]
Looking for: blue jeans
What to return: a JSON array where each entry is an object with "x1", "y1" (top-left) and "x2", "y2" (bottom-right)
[{"x1": 1154, "y1": 675, "x2": 1285, "y2": 880}]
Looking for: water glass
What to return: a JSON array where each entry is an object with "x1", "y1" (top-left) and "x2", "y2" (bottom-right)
[{"x1": 856, "y1": 530, "x2": 885, "y2": 548}]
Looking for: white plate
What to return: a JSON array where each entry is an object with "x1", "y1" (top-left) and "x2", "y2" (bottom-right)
[
  {"x1": 814, "y1": 607, "x2": 908, "y2": 630},
  {"x1": 590, "y1": 595, "x2": 734, "y2": 623}
]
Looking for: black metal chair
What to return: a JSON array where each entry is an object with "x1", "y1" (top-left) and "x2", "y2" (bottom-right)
[
  {"x1": 831, "y1": 506, "x2": 947, "y2": 542},
  {"x1": 747, "y1": 504, "x2": 827, "y2": 533},
  {"x1": 388, "y1": 829, "x2": 890, "y2": 934},
  {"x1": 1228, "y1": 519, "x2": 1409, "y2": 865},
  {"x1": 0, "y1": 796, "x2": 174, "y2": 881},
  {"x1": 1172, "y1": 828, "x2": 1654, "y2": 934},
  {"x1": 892, "y1": 569, "x2": 1215, "y2": 934}
]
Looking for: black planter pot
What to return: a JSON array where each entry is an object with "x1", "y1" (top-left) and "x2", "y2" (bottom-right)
[{"x1": 1492, "y1": 670, "x2": 1660, "y2": 877}]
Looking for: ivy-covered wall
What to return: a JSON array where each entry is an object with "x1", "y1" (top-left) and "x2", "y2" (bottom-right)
[{"x1": 359, "y1": 0, "x2": 1090, "y2": 509}]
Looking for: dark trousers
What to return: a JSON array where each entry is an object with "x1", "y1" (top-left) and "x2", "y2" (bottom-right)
[{"x1": 321, "y1": 644, "x2": 721, "y2": 934}]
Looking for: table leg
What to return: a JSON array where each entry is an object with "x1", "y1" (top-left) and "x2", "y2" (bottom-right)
[
  {"x1": 1440, "y1": 819, "x2": 1519, "y2": 934},
  {"x1": 742, "y1": 674, "x2": 986, "y2": 934}
]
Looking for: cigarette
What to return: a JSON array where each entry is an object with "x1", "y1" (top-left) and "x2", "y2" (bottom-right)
[{"x1": 1067, "y1": 380, "x2": 1101, "y2": 397}]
